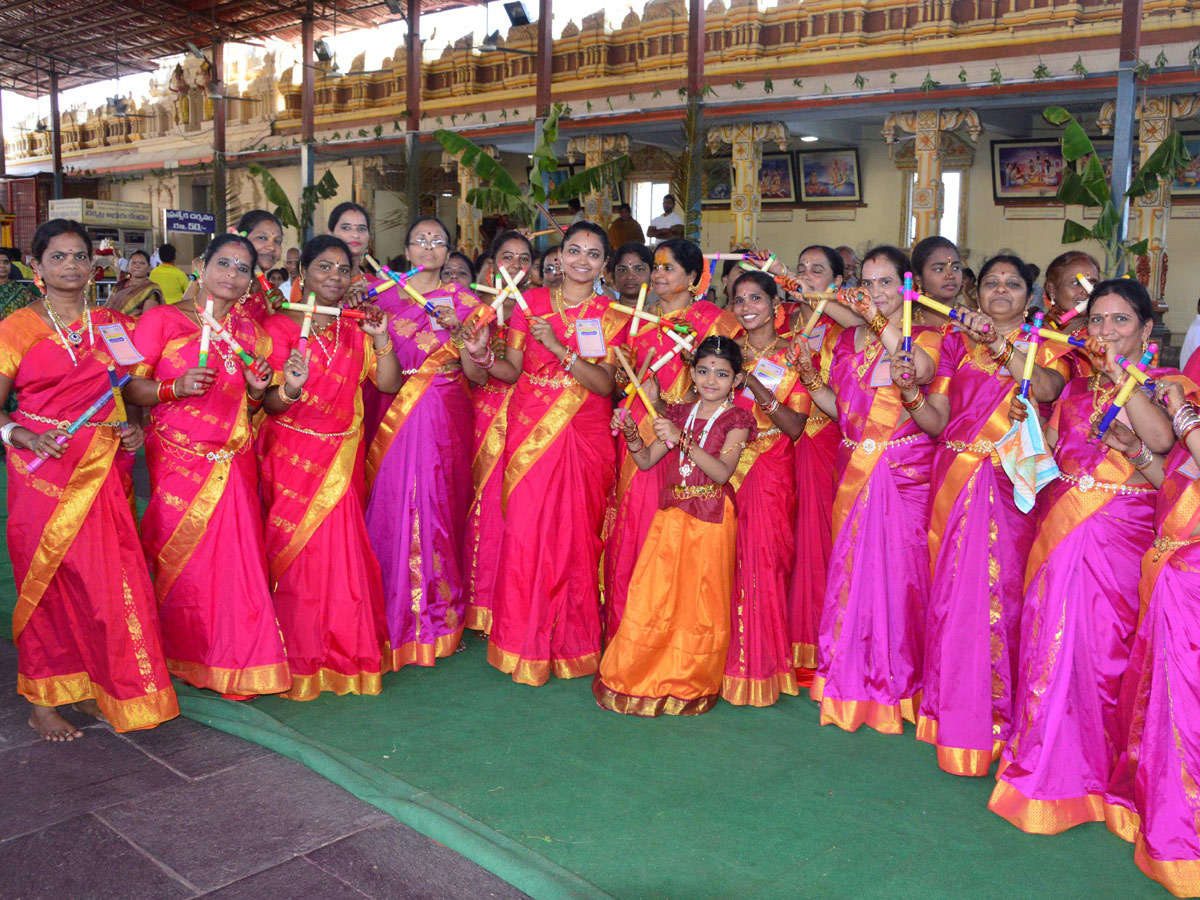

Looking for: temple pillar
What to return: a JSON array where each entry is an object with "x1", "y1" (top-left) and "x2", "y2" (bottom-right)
[
  {"x1": 705, "y1": 122, "x2": 787, "y2": 250},
  {"x1": 1099, "y1": 95, "x2": 1200, "y2": 305},
  {"x1": 566, "y1": 133, "x2": 631, "y2": 227},
  {"x1": 442, "y1": 144, "x2": 498, "y2": 259},
  {"x1": 883, "y1": 109, "x2": 982, "y2": 243}
]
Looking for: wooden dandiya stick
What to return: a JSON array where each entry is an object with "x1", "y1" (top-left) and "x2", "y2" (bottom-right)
[
  {"x1": 609, "y1": 302, "x2": 694, "y2": 335},
  {"x1": 107, "y1": 365, "x2": 130, "y2": 433},
  {"x1": 629, "y1": 282, "x2": 648, "y2": 338},
  {"x1": 1019, "y1": 311, "x2": 1044, "y2": 399},
  {"x1": 1022, "y1": 324, "x2": 1087, "y2": 349},
  {"x1": 298, "y1": 292, "x2": 317, "y2": 355},
  {"x1": 499, "y1": 265, "x2": 531, "y2": 315},
  {"x1": 901, "y1": 271, "x2": 914, "y2": 355},
  {"x1": 27, "y1": 374, "x2": 131, "y2": 473},
  {"x1": 1096, "y1": 343, "x2": 1157, "y2": 440},
  {"x1": 528, "y1": 226, "x2": 566, "y2": 239},
  {"x1": 281, "y1": 301, "x2": 370, "y2": 320},
  {"x1": 614, "y1": 346, "x2": 672, "y2": 449},
  {"x1": 613, "y1": 347, "x2": 657, "y2": 430},
  {"x1": 198, "y1": 296, "x2": 214, "y2": 368},
  {"x1": 199, "y1": 310, "x2": 259, "y2": 368}
]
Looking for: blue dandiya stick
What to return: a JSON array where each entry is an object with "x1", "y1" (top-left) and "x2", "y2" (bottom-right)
[
  {"x1": 1019, "y1": 311, "x2": 1044, "y2": 399},
  {"x1": 26, "y1": 374, "x2": 132, "y2": 473},
  {"x1": 1022, "y1": 323, "x2": 1087, "y2": 349},
  {"x1": 107, "y1": 366, "x2": 130, "y2": 433},
  {"x1": 901, "y1": 271, "x2": 914, "y2": 354},
  {"x1": 1096, "y1": 343, "x2": 1157, "y2": 440}
]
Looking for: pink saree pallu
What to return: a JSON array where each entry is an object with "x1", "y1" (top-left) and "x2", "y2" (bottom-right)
[
  {"x1": 1106, "y1": 439, "x2": 1200, "y2": 898},
  {"x1": 809, "y1": 325, "x2": 942, "y2": 734},
  {"x1": 990, "y1": 374, "x2": 1158, "y2": 834}
]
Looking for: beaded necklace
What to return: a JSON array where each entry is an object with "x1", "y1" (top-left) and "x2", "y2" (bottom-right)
[
  {"x1": 551, "y1": 285, "x2": 596, "y2": 340},
  {"x1": 679, "y1": 399, "x2": 730, "y2": 482},
  {"x1": 45, "y1": 298, "x2": 94, "y2": 366}
]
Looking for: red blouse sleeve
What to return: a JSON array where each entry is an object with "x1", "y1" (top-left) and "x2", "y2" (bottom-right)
[{"x1": 130, "y1": 305, "x2": 169, "y2": 378}]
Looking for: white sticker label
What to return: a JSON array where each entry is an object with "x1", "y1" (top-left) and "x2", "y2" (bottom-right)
[
  {"x1": 807, "y1": 322, "x2": 827, "y2": 351},
  {"x1": 1179, "y1": 456, "x2": 1200, "y2": 480},
  {"x1": 869, "y1": 352, "x2": 892, "y2": 388},
  {"x1": 745, "y1": 357, "x2": 786, "y2": 400},
  {"x1": 96, "y1": 322, "x2": 144, "y2": 365},
  {"x1": 426, "y1": 295, "x2": 455, "y2": 332},
  {"x1": 575, "y1": 318, "x2": 606, "y2": 358}
]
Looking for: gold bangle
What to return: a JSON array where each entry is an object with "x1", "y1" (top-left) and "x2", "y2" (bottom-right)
[
  {"x1": 450, "y1": 333, "x2": 466, "y2": 349},
  {"x1": 990, "y1": 338, "x2": 1014, "y2": 367},
  {"x1": 902, "y1": 391, "x2": 926, "y2": 412},
  {"x1": 277, "y1": 383, "x2": 303, "y2": 404},
  {"x1": 867, "y1": 311, "x2": 888, "y2": 336},
  {"x1": 373, "y1": 338, "x2": 394, "y2": 357},
  {"x1": 800, "y1": 372, "x2": 825, "y2": 392}
]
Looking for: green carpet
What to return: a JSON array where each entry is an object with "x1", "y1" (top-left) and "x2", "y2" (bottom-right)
[{"x1": 0, "y1": 459, "x2": 1168, "y2": 900}]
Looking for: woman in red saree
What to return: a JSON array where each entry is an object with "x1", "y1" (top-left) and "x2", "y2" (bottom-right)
[
  {"x1": 990, "y1": 279, "x2": 1176, "y2": 834},
  {"x1": 0, "y1": 219, "x2": 177, "y2": 739},
  {"x1": 725, "y1": 270, "x2": 810, "y2": 706},
  {"x1": 127, "y1": 233, "x2": 290, "y2": 698},
  {"x1": 465, "y1": 222, "x2": 629, "y2": 685},
  {"x1": 604, "y1": 238, "x2": 739, "y2": 639},
  {"x1": 463, "y1": 232, "x2": 530, "y2": 634},
  {"x1": 258, "y1": 235, "x2": 401, "y2": 699},
  {"x1": 794, "y1": 245, "x2": 942, "y2": 733},
  {"x1": 903, "y1": 255, "x2": 1071, "y2": 776}
]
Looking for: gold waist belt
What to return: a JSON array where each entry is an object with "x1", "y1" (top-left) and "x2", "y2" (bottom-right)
[
  {"x1": 1058, "y1": 472, "x2": 1153, "y2": 496},
  {"x1": 152, "y1": 430, "x2": 248, "y2": 463},
  {"x1": 22, "y1": 410, "x2": 119, "y2": 429},
  {"x1": 276, "y1": 420, "x2": 358, "y2": 439},
  {"x1": 841, "y1": 434, "x2": 921, "y2": 455},
  {"x1": 671, "y1": 483, "x2": 721, "y2": 500},
  {"x1": 525, "y1": 372, "x2": 576, "y2": 389}
]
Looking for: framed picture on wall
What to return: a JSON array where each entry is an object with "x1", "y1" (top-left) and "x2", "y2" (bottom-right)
[
  {"x1": 991, "y1": 140, "x2": 1065, "y2": 201},
  {"x1": 796, "y1": 148, "x2": 861, "y2": 204},
  {"x1": 702, "y1": 157, "x2": 733, "y2": 206},
  {"x1": 1172, "y1": 134, "x2": 1200, "y2": 197},
  {"x1": 759, "y1": 152, "x2": 798, "y2": 204},
  {"x1": 527, "y1": 163, "x2": 577, "y2": 210}
]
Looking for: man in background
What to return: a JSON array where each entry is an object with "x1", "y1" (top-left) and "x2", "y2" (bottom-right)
[
  {"x1": 149, "y1": 244, "x2": 190, "y2": 305},
  {"x1": 607, "y1": 203, "x2": 644, "y2": 250},
  {"x1": 278, "y1": 246, "x2": 301, "y2": 300},
  {"x1": 836, "y1": 245, "x2": 859, "y2": 287},
  {"x1": 567, "y1": 198, "x2": 586, "y2": 225},
  {"x1": 647, "y1": 194, "x2": 684, "y2": 244}
]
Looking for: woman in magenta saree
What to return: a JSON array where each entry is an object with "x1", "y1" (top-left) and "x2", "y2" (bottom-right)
[
  {"x1": 906, "y1": 256, "x2": 1071, "y2": 776},
  {"x1": 465, "y1": 222, "x2": 629, "y2": 686},
  {"x1": 0, "y1": 219, "x2": 177, "y2": 738},
  {"x1": 990, "y1": 279, "x2": 1176, "y2": 834},
  {"x1": 258, "y1": 235, "x2": 401, "y2": 699},
  {"x1": 1099, "y1": 378, "x2": 1200, "y2": 896},
  {"x1": 128, "y1": 233, "x2": 289, "y2": 698},
  {"x1": 794, "y1": 245, "x2": 942, "y2": 733},
  {"x1": 364, "y1": 216, "x2": 487, "y2": 669}
]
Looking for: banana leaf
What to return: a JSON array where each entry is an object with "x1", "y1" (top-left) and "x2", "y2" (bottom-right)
[
  {"x1": 549, "y1": 157, "x2": 633, "y2": 204},
  {"x1": 433, "y1": 130, "x2": 522, "y2": 196},
  {"x1": 248, "y1": 163, "x2": 300, "y2": 231},
  {"x1": 1061, "y1": 219, "x2": 1094, "y2": 243}
]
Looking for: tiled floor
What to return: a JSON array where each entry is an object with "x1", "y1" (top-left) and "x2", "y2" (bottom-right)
[{"x1": 0, "y1": 641, "x2": 531, "y2": 900}]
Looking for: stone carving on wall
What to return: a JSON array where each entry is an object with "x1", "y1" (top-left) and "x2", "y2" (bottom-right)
[{"x1": 706, "y1": 122, "x2": 787, "y2": 250}]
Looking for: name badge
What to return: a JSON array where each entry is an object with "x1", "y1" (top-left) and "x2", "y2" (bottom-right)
[
  {"x1": 1179, "y1": 456, "x2": 1200, "y2": 480},
  {"x1": 96, "y1": 322, "x2": 144, "y2": 365},
  {"x1": 426, "y1": 296, "x2": 455, "y2": 332},
  {"x1": 806, "y1": 322, "x2": 827, "y2": 351},
  {"x1": 575, "y1": 318, "x2": 606, "y2": 358},
  {"x1": 869, "y1": 352, "x2": 892, "y2": 388},
  {"x1": 745, "y1": 357, "x2": 786, "y2": 400}
]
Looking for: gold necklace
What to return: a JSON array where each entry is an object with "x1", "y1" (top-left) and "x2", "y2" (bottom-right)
[
  {"x1": 1088, "y1": 373, "x2": 1122, "y2": 428},
  {"x1": 552, "y1": 285, "x2": 595, "y2": 339},
  {"x1": 743, "y1": 334, "x2": 781, "y2": 368}
]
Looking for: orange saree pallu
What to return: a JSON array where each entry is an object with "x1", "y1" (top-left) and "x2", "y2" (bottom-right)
[
  {"x1": 810, "y1": 325, "x2": 942, "y2": 734},
  {"x1": 1, "y1": 307, "x2": 177, "y2": 730},
  {"x1": 595, "y1": 402, "x2": 756, "y2": 716},
  {"x1": 365, "y1": 283, "x2": 481, "y2": 669},
  {"x1": 787, "y1": 317, "x2": 842, "y2": 672},
  {"x1": 488, "y1": 287, "x2": 630, "y2": 685},
  {"x1": 724, "y1": 347, "x2": 810, "y2": 706},
  {"x1": 259, "y1": 314, "x2": 388, "y2": 700},
  {"x1": 603, "y1": 300, "x2": 740, "y2": 639},
  {"x1": 463, "y1": 327, "x2": 514, "y2": 634},
  {"x1": 988, "y1": 372, "x2": 1167, "y2": 834},
  {"x1": 917, "y1": 330, "x2": 1072, "y2": 776},
  {"x1": 133, "y1": 304, "x2": 290, "y2": 696}
]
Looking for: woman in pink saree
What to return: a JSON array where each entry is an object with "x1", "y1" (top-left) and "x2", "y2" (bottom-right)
[
  {"x1": 990, "y1": 279, "x2": 1176, "y2": 834},
  {"x1": 901, "y1": 255, "x2": 1071, "y2": 776},
  {"x1": 793, "y1": 245, "x2": 942, "y2": 733}
]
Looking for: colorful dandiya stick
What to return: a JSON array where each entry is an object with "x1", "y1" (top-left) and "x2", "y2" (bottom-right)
[
  {"x1": 1022, "y1": 323, "x2": 1087, "y2": 349},
  {"x1": 608, "y1": 302, "x2": 693, "y2": 335},
  {"x1": 663, "y1": 326, "x2": 696, "y2": 354},
  {"x1": 470, "y1": 282, "x2": 501, "y2": 295},
  {"x1": 1096, "y1": 343, "x2": 1157, "y2": 440},
  {"x1": 1057, "y1": 274, "x2": 1095, "y2": 326},
  {"x1": 106, "y1": 365, "x2": 130, "y2": 433},
  {"x1": 1115, "y1": 354, "x2": 1158, "y2": 391},
  {"x1": 26, "y1": 373, "x2": 131, "y2": 473},
  {"x1": 499, "y1": 265, "x2": 531, "y2": 315},
  {"x1": 901, "y1": 271, "x2": 914, "y2": 355},
  {"x1": 281, "y1": 301, "x2": 370, "y2": 320},
  {"x1": 1019, "y1": 311, "x2": 1044, "y2": 399},
  {"x1": 614, "y1": 347, "x2": 671, "y2": 449},
  {"x1": 703, "y1": 252, "x2": 751, "y2": 261},
  {"x1": 198, "y1": 296, "x2": 214, "y2": 368},
  {"x1": 298, "y1": 292, "x2": 317, "y2": 355},
  {"x1": 629, "y1": 282, "x2": 649, "y2": 338},
  {"x1": 914, "y1": 293, "x2": 990, "y2": 332},
  {"x1": 199, "y1": 309, "x2": 258, "y2": 368}
]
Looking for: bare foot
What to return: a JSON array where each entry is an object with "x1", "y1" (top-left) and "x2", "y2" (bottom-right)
[
  {"x1": 72, "y1": 699, "x2": 109, "y2": 725},
  {"x1": 28, "y1": 705, "x2": 84, "y2": 742}
]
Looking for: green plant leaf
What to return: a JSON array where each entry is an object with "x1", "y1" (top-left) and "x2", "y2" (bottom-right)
[
  {"x1": 1078, "y1": 152, "x2": 1111, "y2": 205},
  {"x1": 248, "y1": 163, "x2": 299, "y2": 231},
  {"x1": 920, "y1": 72, "x2": 939, "y2": 92},
  {"x1": 1043, "y1": 106, "x2": 1071, "y2": 125},
  {"x1": 989, "y1": 65, "x2": 1003, "y2": 86},
  {"x1": 1127, "y1": 238, "x2": 1150, "y2": 257},
  {"x1": 1032, "y1": 62, "x2": 1051, "y2": 80},
  {"x1": 958, "y1": 67, "x2": 968, "y2": 83},
  {"x1": 1056, "y1": 167, "x2": 1093, "y2": 206},
  {"x1": 853, "y1": 73, "x2": 866, "y2": 90},
  {"x1": 763, "y1": 77, "x2": 773, "y2": 93},
  {"x1": 1155, "y1": 49, "x2": 1168, "y2": 72},
  {"x1": 1060, "y1": 119, "x2": 1095, "y2": 162},
  {"x1": 433, "y1": 129, "x2": 523, "y2": 195},
  {"x1": 733, "y1": 80, "x2": 745, "y2": 90},
  {"x1": 1061, "y1": 219, "x2": 1094, "y2": 243},
  {"x1": 793, "y1": 78, "x2": 803, "y2": 88},
  {"x1": 1071, "y1": 57, "x2": 1089, "y2": 77},
  {"x1": 549, "y1": 156, "x2": 634, "y2": 204}
]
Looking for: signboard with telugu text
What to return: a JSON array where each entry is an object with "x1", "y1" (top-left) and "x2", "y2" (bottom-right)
[
  {"x1": 163, "y1": 209, "x2": 217, "y2": 235},
  {"x1": 47, "y1": 198, "x2": 153, "y2": 229}
]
